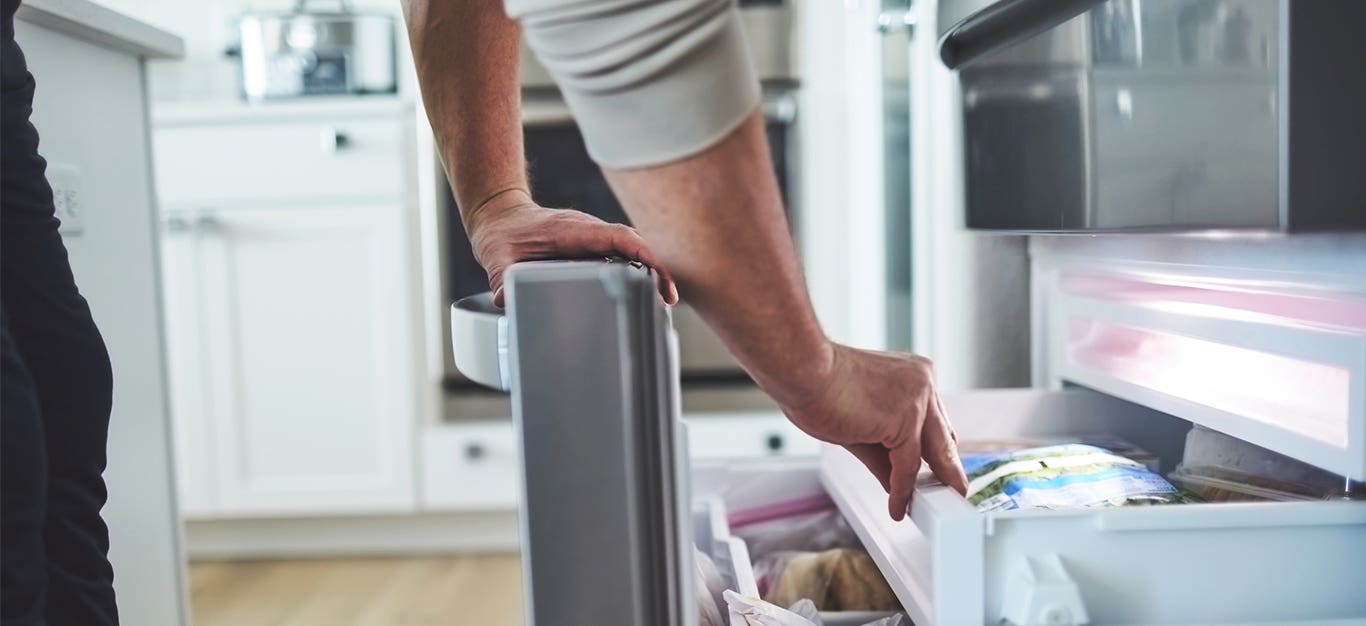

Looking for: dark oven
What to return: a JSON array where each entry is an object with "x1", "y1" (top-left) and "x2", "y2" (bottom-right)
[{"x1": 440, "y1": 91, "x2": 800, "y2": 389}]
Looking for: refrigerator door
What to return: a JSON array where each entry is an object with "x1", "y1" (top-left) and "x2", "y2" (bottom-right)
[{"x1": 500, "y1": 260, "x2": 690, "y2": 626}]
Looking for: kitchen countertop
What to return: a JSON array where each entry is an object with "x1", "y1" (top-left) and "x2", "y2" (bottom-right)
[
  {"x1": 152, "y1": 96, "x2": 418, "y2": 127},
  {"x1": 16, "y1": 0, "x2": 182, "y2": 59}
]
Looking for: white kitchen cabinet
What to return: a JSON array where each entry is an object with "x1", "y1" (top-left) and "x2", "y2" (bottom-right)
[
  {"x1": 159, "y1": 204, "x2": 417, "y2": 516},
  {"x1": 159, "y1": 216, "x2": 215, "y2": 516},
  {"x1": 154, "y1": 102, "x2": 424, "y2": 521},
  {"x1": 421, "y1": 422, "x2": 521, "y2": 510}
]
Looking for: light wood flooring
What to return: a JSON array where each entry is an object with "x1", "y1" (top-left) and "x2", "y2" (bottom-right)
[{"x1": 188, "y1": 556, "x2": 525, "y2": 626}]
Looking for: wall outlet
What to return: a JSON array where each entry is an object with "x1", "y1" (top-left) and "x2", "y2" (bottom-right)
[{"x1": 48, "y1": 163, "x2": 84, "y2": 236}]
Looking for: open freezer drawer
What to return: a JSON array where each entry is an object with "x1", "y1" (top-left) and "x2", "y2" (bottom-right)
[{"x1": 820, "y1": 389, "x2": 1366, "y2": 626}]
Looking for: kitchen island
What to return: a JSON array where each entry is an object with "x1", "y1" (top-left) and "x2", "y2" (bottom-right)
[{"x1": 14, "y1": 1, "x2": 185, "y2": 624}]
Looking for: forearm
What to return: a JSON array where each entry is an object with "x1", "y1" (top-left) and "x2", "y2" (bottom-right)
[
  {"x1": 400, "y1": 0, "x2": 527, "y2": 227},
  {"x1": 604, "y1": 112, "x2": 833, "y2": 408}
]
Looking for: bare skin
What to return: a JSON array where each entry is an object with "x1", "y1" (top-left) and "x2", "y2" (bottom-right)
[{"x1": 401, "y1": 0, "x2": 966, "y2": 520}]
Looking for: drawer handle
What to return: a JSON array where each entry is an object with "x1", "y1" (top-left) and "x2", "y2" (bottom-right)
[
  {"x1": 162, "y1": 216, "x2": 192, "y2": 233},
  {"x1": 765, "y1": 433, "x2": 784, "y2": 453},
  {"x1": 464, "y1": 442, "x2": 486, "y2": 461},
  {"x1": 321, "y1": 128, "x2": 351, "y2": 154},
  {"x1": 195, "y1": 214, "x2": 223, "y2": 233}
]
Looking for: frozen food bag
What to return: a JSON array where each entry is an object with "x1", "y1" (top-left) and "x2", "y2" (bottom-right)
[
  {"x1": 766, "y1": 549, "x2": 901, "y2": 612},
  {"x1": 1169, "y1": 464, "x2": 1364, "y2": 503},
  {"x1": 724, "y1": 590, "x2": 821, "y2": 626},
  {"x1": 1180, "y1": 425, "x2": 1363, "y2": 499},
  {"x1": 695, "y1": 546, "x2": 728, "y2": 626},
  {"x1": 961, "y1": 443, "x2": 1197, "y2": 512},
  {"x1": 785, "y1": 599, "x2": 823, "y2": 625}
]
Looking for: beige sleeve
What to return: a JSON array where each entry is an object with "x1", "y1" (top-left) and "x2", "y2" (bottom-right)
[{"x1": 505, "y1": 0, "x2": 761, "y2": 169}]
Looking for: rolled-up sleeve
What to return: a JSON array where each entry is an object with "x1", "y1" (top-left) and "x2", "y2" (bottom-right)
[{"x1": 506, "y1": 0, "x2": 761, "y2": 169}]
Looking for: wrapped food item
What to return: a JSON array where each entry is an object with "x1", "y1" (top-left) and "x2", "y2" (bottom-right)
[
  {"x1": 765, "y1": 549, "x2": 901, "y2": 612},
  {"x1": 961, "y1": 443, "x2": 1197, "y2": 512},
  {"x1": 1179, "y1": 425, "x2": 1363, "y2": 500},
  {"x1": 732, "y1": 509, "x2": 863, "y2": 598},
  {"x1": 732, "y1": 508, "x2": 862, "y2": 562},
  {"x1": 725, "y1": 590, "x2": 821, "y2": 626},
  {"x1": 694, "y1": 547, "x2": 728, "y2": 626},
  {"x1": 958, "y1": 435, "x2": 1161, "y2": 471},
  {"x1": 1169, "y1": 464, "x2": 1363, "y2": 503}
]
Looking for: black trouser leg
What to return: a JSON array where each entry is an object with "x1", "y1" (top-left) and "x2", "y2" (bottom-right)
[
  {"x1": 2, "y1": 25, "x2": 119, "y2": 626},
  {"x1": 1, "y1": 312, "x2": 49, "y2": 626}
]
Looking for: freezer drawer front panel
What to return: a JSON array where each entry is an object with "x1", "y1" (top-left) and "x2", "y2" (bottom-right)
[
  {"x1": 504, "y1": 262, "x2": 689, "y2": 626},
  {"x1": 1048, "y1": 266, "x2": 1366, "y2": 481},
  {"x1": 821, "y1": 389, "x2": 1366, "y2": 626}
]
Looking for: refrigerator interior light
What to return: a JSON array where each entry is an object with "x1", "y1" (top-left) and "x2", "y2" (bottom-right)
[{"x1": 1068, "y1": 319, "x2": 1350, "y2": 448}]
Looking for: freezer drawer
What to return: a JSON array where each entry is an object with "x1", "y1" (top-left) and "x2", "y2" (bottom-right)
[
  {"x1": 692, "y1": 458, "x2": 900, "y2": 626},
  {"x1": 821, "y1": 389, "x2": 1366, "y2": 626}
]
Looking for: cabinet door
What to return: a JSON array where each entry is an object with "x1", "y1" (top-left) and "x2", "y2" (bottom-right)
[
  {"x1": 198, "y1": 205, "x2": 416, "y2": 515},
  {"x1": 158, "y1": 215, "x2": 216, "y2": 517}
]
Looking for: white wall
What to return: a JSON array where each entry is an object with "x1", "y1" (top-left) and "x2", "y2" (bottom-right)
[
  {"x1": 17, "y1": 20, "x2": 187, "y2": 626},
  {"x1": 800, "y1": 0, "x2": 1030, "y2": 388},
  {"x1": 796, "y1": 0, "x2": 887, "y2": 349}
]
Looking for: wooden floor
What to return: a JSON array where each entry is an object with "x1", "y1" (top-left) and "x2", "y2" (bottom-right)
[{"x1": 188, "y1": 556, "x2": 525, "y2": 626}]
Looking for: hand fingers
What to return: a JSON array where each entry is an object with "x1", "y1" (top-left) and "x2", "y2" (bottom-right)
[
  {"x1": 488, "y1": 267, "x2": 507, "y2": 308},
  {"x1": 935, "y1": 393, "x2": 958, "y2": 444},
  {"x1": 845, "y1": 444, "x2": 891, "y2": 493},
  {"x1": 922, "y1": 397, "x2": 968, "y2": 496},
  {"x1": 887, "y1": 438, "x2": 924, "y2": 521},
  {"x1": 557, "y1": 223, "x2": 679, "y2": 305},
  {"x1": 606, "y1": 225, "x2": 678, "y2": 305}
]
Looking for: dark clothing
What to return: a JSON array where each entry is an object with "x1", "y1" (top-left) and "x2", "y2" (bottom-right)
[{"x1": 2, "y1": 0, "x2": 119, "y2": 624}]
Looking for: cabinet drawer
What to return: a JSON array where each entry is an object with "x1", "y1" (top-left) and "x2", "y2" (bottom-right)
[
  {"x1": 421, "y1": 423, "x2": 520, "y2": 511},
  {"x1": 154, "y1": 117, "x2": 404, "y2": 208},
  {"x1": 685, "y1": 412, "x2": 820, "y2": 459},
  {"x1": 822, "y1": 389, "x2": 1366, "y2": 626}
]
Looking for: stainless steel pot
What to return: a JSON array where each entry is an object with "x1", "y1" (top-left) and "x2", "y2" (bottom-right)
[{"x1": 233, "y1": 0, "x2": 396, "y2": 100}]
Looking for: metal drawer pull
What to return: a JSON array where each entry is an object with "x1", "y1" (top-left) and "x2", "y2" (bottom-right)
[
  {"x1": 195, "y1": 214, "x2": 223, "y2": 233},
  {"x1": 320, "y1": 127, "x2": 351, "y2": 154},
  {"x1": 162, "y1": 215, "x2": 192, "y2": 233},
  {"x1": 876, "y1": 9, "x2": 916, "y2": 34}
]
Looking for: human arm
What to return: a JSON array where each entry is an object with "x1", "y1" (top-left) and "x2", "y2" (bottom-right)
[
  {"x1": 605, "y1": 112, "x2": 967, "y2": 519},
  {"x1": 398, "y1": 0, "x2": 676, "y2": 305}
]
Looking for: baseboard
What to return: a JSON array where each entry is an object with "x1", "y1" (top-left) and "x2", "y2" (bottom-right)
[{"x1": 184, "y1": 511, "x2": 521, "y2": 559}]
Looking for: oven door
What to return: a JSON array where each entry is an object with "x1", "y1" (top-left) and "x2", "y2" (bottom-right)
[{"x1": 439, "y1": 92, "x2": 800, "y2": 387}]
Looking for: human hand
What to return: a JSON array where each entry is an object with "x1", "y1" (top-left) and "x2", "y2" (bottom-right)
[
  {"x1": 780, "y1": 344, "x2": 968, "y2": 521},
  {"x1": 465, "y1": 190, "x2": 678, "y2": 307}
]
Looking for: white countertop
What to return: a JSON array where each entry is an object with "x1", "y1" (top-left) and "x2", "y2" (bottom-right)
[
  {"x1": 152, "y1": 96, "x2": 418, "y2": 127},
  {"x1": 17, "y1": 0, "x2": 183, "y2": 59}
]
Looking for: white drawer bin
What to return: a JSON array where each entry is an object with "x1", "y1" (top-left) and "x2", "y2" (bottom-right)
[
  {"x1": 822, "y1": 389, "x2": 1366, "y2": 626},
  {"x1": 692, "y1": 459, "x2": 901, "y2": 626}
]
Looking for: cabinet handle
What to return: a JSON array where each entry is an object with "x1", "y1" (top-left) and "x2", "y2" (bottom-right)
[
  {"x1": 464, "y1": 442, "x2": 486, "y2": 461},
  {"x1": 765, "y1": 433, "x2": 785, "y2": 454},
  {"x1": 876, "y1": 9, "x2": 916, "y2": 35},
  {"x1": 321, "y1": 127, "x2": 351, "y2": 154},
  {"x1": 195, "y1": 214, "x2": 223, "y2": 233},
  {"x1": 162, "y1": 215, "x2": 192, "y2": 233}
]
